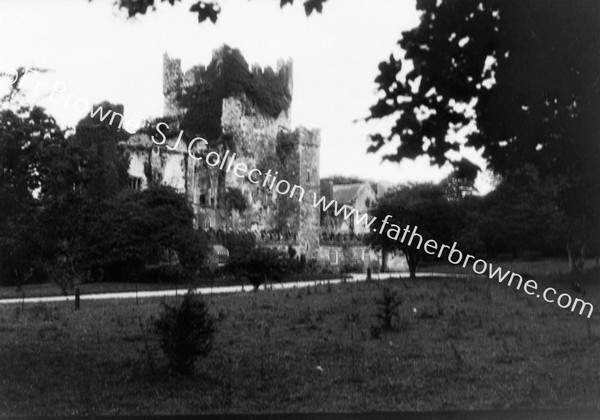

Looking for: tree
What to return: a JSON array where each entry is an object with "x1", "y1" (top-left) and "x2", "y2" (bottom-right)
[
  {"x1": 476, "y1": 166, "x2": 564, "y2": 259},
  {"x1": 226, "y1": 246, "x2": 288, "y2": 290},
  {"x1": 154, "y1": 290, "x2": 215, "y2": 375},
  {"x1": 366, "y1": 0, "x2": 600, "y2": 271},
  {"x1": 367, "y1": 183, "x2": 460, "y2": 278},
  {"x1": 84, "y1": 186, "x2": 208, "y2": 283},
  {"x1": 109, "y1": 0, "x2": 327, "y2": 23},
  {"x1": 440, "y1": 169, "x2": 476, "y2": 202},
  {"x1": 70, "y1": 102, "x2": 131, "y2": 201},
  {"x1": 30, "y1": 102, "x2": 133, "y2": 291},
  {"x1": 0, "y1": 106, "x2": 67, "y2": 286}
]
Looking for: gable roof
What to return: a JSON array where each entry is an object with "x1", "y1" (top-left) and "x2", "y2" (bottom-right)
[{"x1": 333, "y1": 183, "x2": 368, "y2": 205}]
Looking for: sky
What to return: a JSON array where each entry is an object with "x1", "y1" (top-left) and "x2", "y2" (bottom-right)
[{"x1": 0, "y1": 0, "x2": 491, "y2": 191}]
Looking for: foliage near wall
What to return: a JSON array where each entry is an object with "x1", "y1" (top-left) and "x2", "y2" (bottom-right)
[
  {"x1": 175, "y1": 45, "x2": 291, "y2": 141},
  {"x1": 274, "y1": 130, "x2": 300, "y2": 232}
]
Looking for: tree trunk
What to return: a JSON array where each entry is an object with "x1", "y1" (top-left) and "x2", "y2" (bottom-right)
[
  {"x1": 381, "y1": 250, "x2": 388, "y2": 273},
  {"x1": 404, "y1": 249, "x2": 420, "y2": 279},
  {"x1": 567, "y1": 243, "x2": 586, "y2": 273}
]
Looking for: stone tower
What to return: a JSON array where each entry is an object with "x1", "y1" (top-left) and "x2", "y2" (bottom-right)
[
  {"x1": 296, "y1": 127, "x2": 321, "y2": 259},
  {"x1": 155, "y1": 48, "x2": 321, "y2": 256},
  {"x1": 163, "y1": 53, "x2": 183, "y2": 118}
]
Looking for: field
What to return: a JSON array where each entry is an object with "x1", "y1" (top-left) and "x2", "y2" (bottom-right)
[
  {"x1": 420, "y1": 257, "x2": 599, "y2": 278},
  {"x1": 1, "y1": 264, "x2": 599, "y2": 416}
]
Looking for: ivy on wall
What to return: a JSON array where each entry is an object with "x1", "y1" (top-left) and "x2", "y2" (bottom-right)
[
  {"x1": 274, "y1": 130, "x2": 300, "y2": 232},
  {"x1": 176, "y1": 45, "x2": 292, "y2": 141}
]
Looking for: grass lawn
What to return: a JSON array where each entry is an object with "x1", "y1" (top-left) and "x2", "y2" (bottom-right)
[
  {"x1": 420, "y1": 257, "x2": 599, "y2": 278},
  {"x1": 0, "y1": 273, "x2": 599, "y2": 415}
]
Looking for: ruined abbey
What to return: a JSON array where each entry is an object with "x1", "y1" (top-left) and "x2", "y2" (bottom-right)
[{"x1": 122, "y1": 46, "x2": 392, "y2": 270}]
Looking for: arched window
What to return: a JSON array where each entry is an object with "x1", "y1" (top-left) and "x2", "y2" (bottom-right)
[{"x1": 329, "y1": 249, "x2": 338, "y2": 266}]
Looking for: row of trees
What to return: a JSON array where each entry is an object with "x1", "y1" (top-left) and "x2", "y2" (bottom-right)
[
  {"x1": 368, "y1": 169, "x2": 595, "y2": 278},
  {"x1": 365, "y1": 0, "x2": 600, "y2": 274},
  {"x1": 0, "y1": 97, "x2": 207, "y2": 290}
]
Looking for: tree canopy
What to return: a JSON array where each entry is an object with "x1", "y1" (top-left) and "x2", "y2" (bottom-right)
[
  {"x1": 0, "y1": 91, "x2": 208, "y2": 288},
  {"x1": 112, "y1": 0, "x2": 327, "y2": 23},
  {"x1": 365, "y1": 0, "x2": 600, "y2": 268},
  {"x1": 367, "y1": 183, "x2": 461, "y2": 278},
  {"x1": 367, "y1": 0, "x2": 600, "y2": 175}
]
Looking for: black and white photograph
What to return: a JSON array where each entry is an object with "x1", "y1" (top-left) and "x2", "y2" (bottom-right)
[{"x1": 0, "y1": 0, "x2": 599, "y2": 417}]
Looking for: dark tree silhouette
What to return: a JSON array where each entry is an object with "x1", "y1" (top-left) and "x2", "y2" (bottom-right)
[
  {"x1": 366, "y1": 0, "x2": 600, "y2": 271},
  {"x1": 367, "y1": 183, "x2": 460, "y2": 278},
  {"x1": 107, "y1": 0, "x2": 327, "y2": 22}
]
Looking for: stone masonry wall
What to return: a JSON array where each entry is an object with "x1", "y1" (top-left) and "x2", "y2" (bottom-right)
[
  {"x1": 296, "y1": 127, "x2": 321, "y2": 259},
  {"x1": 221, "y1": 95, "x2": 292, "y2": 231}
]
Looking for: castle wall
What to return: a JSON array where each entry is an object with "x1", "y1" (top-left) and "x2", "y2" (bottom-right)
[
  {"x1": 124, "y1": 51, "x2": 324, "y2": 260},
  {"x1": 220, "y1": 95, "x2": 292, "y2": 232},
  {"x1": 124, "y1": 133, "x2": 188, "y2": 195},
  {"x1": 350, "y1": 185, "x2": 378, "y2": 235},
  {"x1": 296, "y1": 127, "x2": 321, "y2": 259},
  {"x1": 128, "y1": 150, "x2": 149, "y2": 189}
]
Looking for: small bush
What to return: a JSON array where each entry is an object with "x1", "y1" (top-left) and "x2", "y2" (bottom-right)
[
  {"x1": 226, "y1": 246, "x2": 287, "y2": 291},
  {"x1": 340, "y1": 258, "x2": 365, "y2": 274},
  {"x1": 371, "y1": 260, "x2": 381, "y2": 274},
  {"x1": 305, "y1": 259, "x2": 331, "y2": 274},
  {"x1": 288, "y1": 245, "x2": 297, "y2": 260},
  {"x1": 375, "y1": 287, "x2": 402, "y2": 330},
  {"x1": 143, "y1": 264, "x2": 195, "y2": 284},
  {"x1": 154, "y1": 291, "x2": 215, "y2": 375},
  {"x1": 216, "y1": 231, "x2": 256, "y2": 262},
  {"x1": 300, "y1": 254, "x2": 307, "y2": 268},
  {"x1": 370, "y1": 324, "x2": 382, "y2": 340}
]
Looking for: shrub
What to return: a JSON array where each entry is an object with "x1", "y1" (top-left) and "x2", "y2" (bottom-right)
[
  {"x1": 143, "y1": 264, "x2": 195, "y2": 284},
  {"x1": 86, "y1": 187, "x2": 208, "y2": 283},
  {"x1": 306, "y1": 259, "x2": 336, "y2": 275},
  {"x1": 226, "y1": 246, "x2": 287, "y2": 291},
  {"x1": 154, "y1": 291, "x2": 215, "y2": 375},
  {"x1": 340, "y1": 258, "x2": 365, "y2": 274},
  {"x1": 370, "y1": 325, "x2": 382, "y2": 340},
  {"x1": 370, "y1": 259, "x2": 381, "y2": 274},
  {"x1": 375, "y1": 287, "x2": 402, "y2": 330},
  {"x1": 218, "y1": 231, "x2": 256, "y2": 262},
  {"x1": 288, "y1": 245, "x2": 297, "y2": 260}
]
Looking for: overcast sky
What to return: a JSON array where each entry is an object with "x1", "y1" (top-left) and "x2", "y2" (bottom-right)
[{"x1": 0, "y1": 0, "x2": 490, "y2": 190}]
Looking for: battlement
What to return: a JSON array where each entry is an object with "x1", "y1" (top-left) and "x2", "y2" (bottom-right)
[{"x1": 163, "y1": 46, "x2": 293, "y2": 121}]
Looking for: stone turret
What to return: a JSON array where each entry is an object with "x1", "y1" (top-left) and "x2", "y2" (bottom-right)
[
  {"x1": 296, "y1": 127, "x2": 321, "y2": 259},
  {"x1": 163, "y1": 53, "x2": 183, "y2": 117}
]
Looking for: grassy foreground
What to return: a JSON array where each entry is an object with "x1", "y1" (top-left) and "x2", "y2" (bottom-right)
[{"x1": 0, "y1": 275, "x2": 599, "y2": 415}]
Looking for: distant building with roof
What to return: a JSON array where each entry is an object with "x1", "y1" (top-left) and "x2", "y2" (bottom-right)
[{"x1": 320, "y1": 181, "x2": 378, "y2": 235}]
